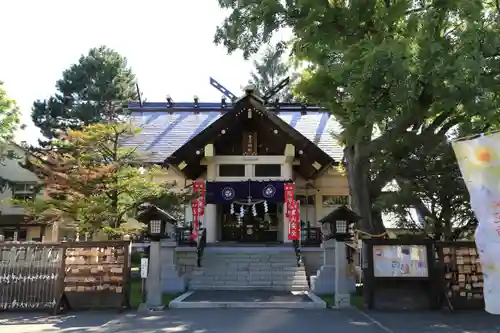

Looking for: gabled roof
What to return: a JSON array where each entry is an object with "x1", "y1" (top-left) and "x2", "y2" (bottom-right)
[
  {"x1": 319, "y1": 205, "x2": 361, "y2": 224},
  {"x1": 124, "y1": 101, "x2": 343, "y2": 163}
]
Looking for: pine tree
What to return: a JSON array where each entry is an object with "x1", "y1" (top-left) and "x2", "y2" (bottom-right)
[
  {"x1": 31, "y1": 46, "x2": 137, "y2": 143},
  {"x1": 248, "y1": 45, "x2": 297, "y2": 102}
]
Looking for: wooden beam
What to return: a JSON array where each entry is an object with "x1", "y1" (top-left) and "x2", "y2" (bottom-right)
[
  {"x1": 166, "y1": 163, "x2": 186, "y2": 178},
  {"x1": 284, "y1": 143, "x2": 295, "y2": 163},
  {"x1": 205, "y1": 144, "x2": 214, "y2": 161}
]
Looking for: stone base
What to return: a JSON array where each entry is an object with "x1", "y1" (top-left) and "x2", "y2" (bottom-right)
[
  {"x1": 169, "y1": 291, "x2": 327, "y2": 309},
  {"x1": 334, "y1": 293, "x2": 351, "y2": 308},
  {"x1": 161, "y1": 265, "x2": 187, "y2": 293},
  {"x1": 310, "y1": 265, "x2": 335, "y2": 294}
]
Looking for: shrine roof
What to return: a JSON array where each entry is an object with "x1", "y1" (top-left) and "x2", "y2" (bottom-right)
[{"x1": 124, "y1": 101, "x2": 344, "y2": 163}]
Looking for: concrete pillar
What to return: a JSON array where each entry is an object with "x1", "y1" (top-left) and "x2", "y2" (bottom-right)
[
  {"x1": 334, "y1": 241, "x2": 351, "y2": 308},
  {"x1": 205, "y1": 204, "x2": 217, "y2": 243},
  {"x1": 146, "y1": 241, "x2": 162, "y2": 308},
  {"x1": 282, "y1": 161, "x2": 293, "y2": 243}
]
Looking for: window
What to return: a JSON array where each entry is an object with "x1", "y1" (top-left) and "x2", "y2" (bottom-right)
[
  {"x1": 1, "y1": 228, "x2": 27, "y2": 241},
  {"x1": 254, "y1": 164, "x2": 281, "y2": 177},
  {"x1": 218, "y1": 164, "x2": 246, "y2": 177},
  {"x1": 12, "y1": 183, "x2": 37, "y2": 202},
  {"x1": 322, "y1": 195, "x2": 349, "y2": 206}
]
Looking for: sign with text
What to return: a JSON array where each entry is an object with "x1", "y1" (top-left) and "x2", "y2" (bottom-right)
[
  {"x1": 373, "y1": 245, "x2": 428, "y2": 278},
  {"x1": 242, "y1": 131, "x2": 257, "y2": 155},
  {"x1": 140, "y1": 258, "x2": 149, "y2": 278}
]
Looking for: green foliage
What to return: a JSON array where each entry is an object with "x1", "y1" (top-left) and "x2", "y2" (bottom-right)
[
  {"x1": 31, "y1": 46, "x2": 137, "y2": 141},
  {"x1": 215, "y1": 0, "x2": 500, "y2": 236},
  {"x1": 248, "y1": 45, "x2": 297, "y2": 102},
  {"x1": 15, "y1": 122, "x2": 189, "y2": 236},
  {"x1": 0, "y1": 80, "x2": 21, "y2": 158}
]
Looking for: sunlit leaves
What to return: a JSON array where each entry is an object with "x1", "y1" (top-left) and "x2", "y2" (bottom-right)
[
  {"x1": 0, "y1": 80, "x2": 20, "y2": 159},
  {"x1": 17, "y1": 123, "x2": 186, "y2": 236}
]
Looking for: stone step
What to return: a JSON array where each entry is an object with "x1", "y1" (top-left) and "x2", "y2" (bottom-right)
[
  {"x1": 189, "y1": 250, "x2": 307, "y2": 292},
  {"x1": 201, "y1": 258, "x2": 297, "y2": 266},
  {"x1": 191, "y1": 274, "x2": 307, "y2": 281},
  {"x1": 188, "y1": 285, "x2": 308, "y2": 291},
  {"x1": 203, "y1": 256, "x2": 298, "y2": 260},
  {"x1": 199, "y1": 262, "x2": 302, "y2": 270},
  {"x1": 189, "y1": 282, "x2": 308, "y2": 287},
  {"x1": 195, "y1": 269, "x2": 303, "y2": 274}
]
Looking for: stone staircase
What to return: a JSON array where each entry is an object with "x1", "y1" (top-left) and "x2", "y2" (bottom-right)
[{"x1": 188, "y1": 248, "x2": 309, "y2": 291}]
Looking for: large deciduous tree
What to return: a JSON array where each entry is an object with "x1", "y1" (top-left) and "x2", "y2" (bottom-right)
[
  {"x1": 31, "y1": 46, "x2": 137, "y2": 142},
  {"x1": 18, "y1": 123, "x2": 187, "y2": 237},
  {"x1": 214, "y1": 0, "x2": 500, "y2": 234}
]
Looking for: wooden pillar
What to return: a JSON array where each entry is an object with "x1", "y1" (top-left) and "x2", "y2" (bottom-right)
[{"x1": 315, "y1": 191, "x2": 322, "y2": 227}]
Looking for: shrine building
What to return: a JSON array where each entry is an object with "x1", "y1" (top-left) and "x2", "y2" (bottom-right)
[
  {"x1": 125, "y1": 82, "x2": 349, "y2": 245},
  {"x1": 125, "y1": 80, "x2": 359, "y2": 295}
]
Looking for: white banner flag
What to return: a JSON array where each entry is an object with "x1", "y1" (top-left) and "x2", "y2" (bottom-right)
[{"x1": 452, "y1": 132, "x2": 500, "y2": 315}]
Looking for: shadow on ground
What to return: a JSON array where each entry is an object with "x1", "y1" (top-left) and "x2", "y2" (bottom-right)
[
  {"x1": 1, "y1": 309, "x2": 500, "y2": 333},
  {"x1": 362, "y1": 310, "x2": 500, "y2": 333},
  {"x1": 0, "y1": 309, "x2": 383, "y2": 333}
]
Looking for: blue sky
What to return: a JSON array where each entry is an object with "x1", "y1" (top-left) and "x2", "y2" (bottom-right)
[{"x1": 1, "y1": 0, "x2": 288, "y2": 144}]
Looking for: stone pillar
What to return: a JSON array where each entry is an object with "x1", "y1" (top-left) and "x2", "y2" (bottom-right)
[
  {"x1": 51, "y1": 221, "x2": 60, "y2": 242},
  {"x1": 310, "y1": 238, "x2": 336, "y2": 294},
  {"x1": 334, "y1": 241, "x2": 351, "y2": 307},
  {"x1": 205, "y1": 204, "x2": 217, "y2": 243},
  {"x1": 146, "y1": 241, "x2": 163, "y2": 308},
  {"x1": 159, "y1": 239, "x2": 185, "y2": 293},
  {"x1": 282, "y1": 161, "x2": 293, "y2": 243}
]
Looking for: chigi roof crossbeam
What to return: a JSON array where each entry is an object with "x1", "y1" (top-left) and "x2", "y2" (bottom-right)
[{"x1": 127, "y1": 77, "x2": 325, "y2": 113}]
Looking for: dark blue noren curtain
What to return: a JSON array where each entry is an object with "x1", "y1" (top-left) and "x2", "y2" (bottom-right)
[
  {"x1": 206, "y1": 180, "x2": 292, "y2": 204},
  {"x1": 205, "y1": 181, "x2": 249, "y2": 204},
  {"x1": 250, "y1": 180, "x2": 286, "y2": 203}
]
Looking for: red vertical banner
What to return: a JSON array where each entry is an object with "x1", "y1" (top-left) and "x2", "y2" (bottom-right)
[
  {"x1": 198, "y1": 181, "x2": 205, "y2": 216},
  {"x1": 191, "y1": 180, "x2": 206, "y2": 240},
  {"x1": 287, "y1": 200, "x2": 300, "y2": 240},
  {"x1": 191, "y1": 199, "x2": 199, "y2": 240},
  {"x1": 284, "y1": 183, "x2": 295, "y2": 217}
]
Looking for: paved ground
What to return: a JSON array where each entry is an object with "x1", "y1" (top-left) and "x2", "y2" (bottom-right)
[
  {"x1": 183, "y1": 290, "x2": 313, "y2": 302},
  {"x1": 1, "y1": 309, "x2": 499, "y2": 333}
]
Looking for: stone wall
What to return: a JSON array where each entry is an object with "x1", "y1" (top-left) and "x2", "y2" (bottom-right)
[
  {"x1": 301, "y1": 248, "x2": 324, "y2": 277},
  {"x1": 175, "y1": 248, "x2": 197, "y2": 278}
]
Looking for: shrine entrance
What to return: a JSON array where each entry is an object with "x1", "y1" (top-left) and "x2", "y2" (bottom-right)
[{"x1": 220, "y1": 202, "x2": 280, "y2": 243}]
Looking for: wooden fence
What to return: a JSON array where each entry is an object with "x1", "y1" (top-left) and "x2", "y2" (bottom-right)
[{"x1": 0, "y1": 240, "x2": 130, "y2": 314}]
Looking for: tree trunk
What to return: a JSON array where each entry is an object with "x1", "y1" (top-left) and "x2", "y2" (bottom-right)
[{"x1": 344, "y1": 144, "x2": 385, "y2": 234}]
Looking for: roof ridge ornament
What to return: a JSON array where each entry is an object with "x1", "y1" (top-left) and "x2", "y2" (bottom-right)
[
  {"x1": 262, "y1": 77, "x2": 290, "y2": 104},
  {"x1": 209, "y1": 77, "x2": 237, "y2": 101}
]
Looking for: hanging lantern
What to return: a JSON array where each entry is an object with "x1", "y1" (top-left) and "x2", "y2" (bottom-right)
[
  {"x1": 252, "y1": 204, "x2": 257, "y2": 216},
  {"x1": 263, "y1": 200, "x2": 268, "y2": 213},
  {"x1": 240, "y1": 205, "x2": 245, "y2": 217},
  {"x1": 230, "y1": 203, "x2": 235, "y2": 215}
]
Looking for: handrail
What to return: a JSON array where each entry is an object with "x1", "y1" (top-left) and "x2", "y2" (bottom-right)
[
  {"x1": 301, "y1": 227, "x2": 322, "y2": 247},
  {"x1": 292, "y1": 239, "x2": 302, "y2": 267},
  {"x1": 196, "y1": 228, "x2": 207, "y2": 267},
  {"x1": 175, "y1": 226, "x2": 197, "y2": 246}
]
